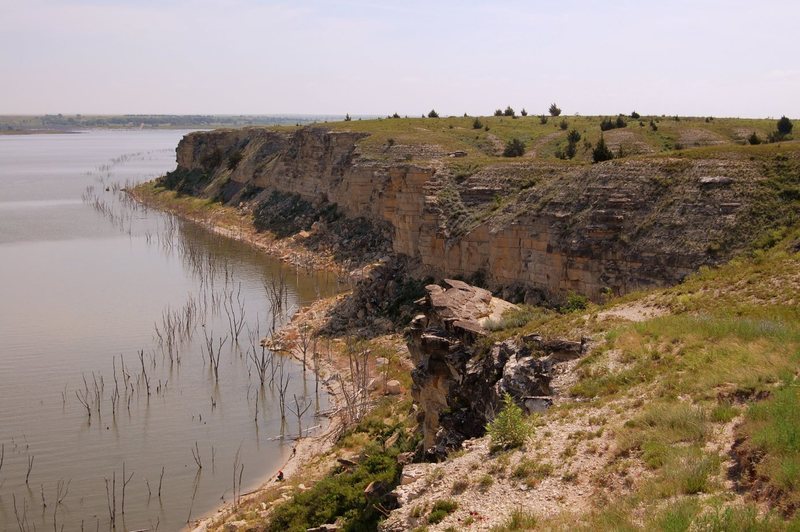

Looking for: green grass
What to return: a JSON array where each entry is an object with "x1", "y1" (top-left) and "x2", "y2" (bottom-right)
[
  {"x1": 489, "y1": 508, "x2": 538, "y2": 531},
  {"x1": 428, "y1": 499, "x2": 458, "y2": 524},
  {"x1": 512, "y1": 457, "x2": 553, "y2": 488},
  {"x1": 740, "y1": 385, "x2": 800, "y2": 504}
]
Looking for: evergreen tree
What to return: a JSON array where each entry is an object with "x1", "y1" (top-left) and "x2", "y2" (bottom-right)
[
  {"x1": 777, "y1": 116, "x2": 793, "y2": 136},
  {"x1": 592, "y1": 134, "x2": 614, "y2": 163},
  {"x1": 503, "y1": 138, "x2": 526, "y2": 157}
]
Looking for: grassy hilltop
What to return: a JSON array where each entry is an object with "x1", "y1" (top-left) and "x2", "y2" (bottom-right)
[{"x1": 320, "y1": 111, "x2": 794, "y2": 166}]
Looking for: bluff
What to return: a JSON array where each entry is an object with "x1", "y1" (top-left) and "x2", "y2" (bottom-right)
[{"x1": 166, "y1": 125, "x2": 791, "y2": 302}]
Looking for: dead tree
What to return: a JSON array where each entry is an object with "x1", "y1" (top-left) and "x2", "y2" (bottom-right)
[
  {"x1": 295, "y1": 324, "x2": 313, "y2": 373},
  {"x1": 121, "y1": 463, "x2": 133, "y2": 514},
  {"x1": 139, "y1": 350, "x2": 151, "y2": 397},
  {"x1": 289, "y1": 394, "x2": 313, "y2": 439},
  {"x1": 191, "y1": 442, "x2": 202, "y2": 470}
]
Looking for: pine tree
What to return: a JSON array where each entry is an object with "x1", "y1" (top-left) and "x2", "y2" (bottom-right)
[
  {"x1": 592, "y1": 134, "x2": 614, "y2": 163},
  {"x1": 486, "y1": 393, "x2": 532, "y2": 450}
]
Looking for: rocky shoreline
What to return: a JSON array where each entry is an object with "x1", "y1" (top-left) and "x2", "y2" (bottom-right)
[{"x1": 129, "y1": 184, "x2": 372, "y2": 531}]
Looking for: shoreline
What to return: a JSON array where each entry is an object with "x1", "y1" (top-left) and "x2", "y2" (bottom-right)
[
  {"x1": 129, "y1": 183, "x2": 355, "y2": 531},
  {"x1": 189, "y1": 299, "x2": 349, "y2": 531},
  {"x1": 128, "y1": 182, "x2": 348, "y2": 277}
]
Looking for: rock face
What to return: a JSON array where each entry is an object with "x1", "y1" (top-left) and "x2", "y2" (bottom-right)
[
  {"x1": 171, "y1": 126, "x2": 776, "y2": 301},
  {"x1": 406, "y1": 281, "x2": 584, "y2": 458}
]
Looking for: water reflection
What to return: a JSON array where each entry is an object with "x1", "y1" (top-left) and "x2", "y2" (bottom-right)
[{"x1": 0, "y1": 131, "x2": 340, "y2": 531}]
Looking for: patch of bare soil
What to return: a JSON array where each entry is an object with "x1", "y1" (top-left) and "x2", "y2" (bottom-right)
[
  {"x1": 604, "y1": 129, "x2": 657, "y2": 155},
  {"x1": 524, "y1": 131, "x2": 564, "y2": 158},
  {"x1": 678, "y1": 128, "x2": 727, "y2": 147},
  {"x1": 598, "y1": 302, "x2": 667, "y2": 322}
]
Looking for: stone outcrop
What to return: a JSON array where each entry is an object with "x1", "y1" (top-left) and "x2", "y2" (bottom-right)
[
  {"x1": 169, "y1": 126, "x2": 778, "y2": 302},
  {"x1": 406, "y1": 281, "x2": 585, "y2": 458}
]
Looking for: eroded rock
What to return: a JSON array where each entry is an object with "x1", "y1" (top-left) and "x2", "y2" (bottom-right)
[{"x1": 407, "y1": 281, "x2": 585, "y2": 458}]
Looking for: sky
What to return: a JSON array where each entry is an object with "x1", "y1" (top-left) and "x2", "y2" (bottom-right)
[{"x1": 0, "y1": 0, "x2": 798, "y2": 117}]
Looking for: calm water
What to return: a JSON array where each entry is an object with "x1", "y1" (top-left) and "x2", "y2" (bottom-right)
[{"x1": 0, "y1": 130, "x2": 337, "y2": 531}]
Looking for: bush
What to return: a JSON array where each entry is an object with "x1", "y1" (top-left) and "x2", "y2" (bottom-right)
[
  {"x1": 777, "y1": 115, "x2": 793, "y2": 136},
  {"x1": 559, "y1": 118, "x2": 568, "y2": 130},
  {"x1": 630, "y1": 110, "x2": 640, "y2": 119},
  {"x1": 566, "y1": 129, "x2": 581, "y2": 144},
  {"x1": 592, "y1": 134, "x2": 614, "y2": 163},
  {"x1": 428, "y1": 499, "x2": 458, "y2": 524},
  {"x1": 520, "y1": 108, "x2": 528, "y2": 116},
  {"x1": 504, "y1": 106, "x2": 515, "y2": 117},
  {"x1": 494, "y1": 109, "x2": 503, "y2": 117},
  {"x1": 503, "y1": 138, "x2": 526, "y2": 157},
  {"x1": 267, "y1": 443, "x2": 403, "y2": 531},
  {"x1": 561, "y1": 292, "x2": 588, "y2": 312},
  {"x1": 427, "y1": 109, "x2": 439, "y2": 118},
  {"x1": 539, "y1": 115, "x2": 548, "y2": 125},
  {"x1": 549, "y1": 103, "x2": 562, "y2": 116},
  {"x1": 615, "y1": 115, "x2": 627, "y2": 128},
  {"x1": 344, "y1": 113, "x2": 352, "y2": 121},
  {"x1": 650, "y1": 119, "x2": 658, "y2": 131},
  {"x1": 472, "y1": 118, "x2": 484, "y2": 129},
  {"x1": 600, "y1": 117, "x2": 615, "y2": 131},
  {"x1": 748, "y1": 132, "x2": 762, "y2": 145},
  {"x1": 391, "y1": 112, "x2": 400, "y2": 118},
  {"x1": 487, "y1": 393, "x2": 532, "y2": 450}
]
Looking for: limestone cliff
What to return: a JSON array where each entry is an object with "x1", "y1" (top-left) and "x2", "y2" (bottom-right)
[
  {"x1": 406, "y1": 280, "x2": 585, "y2": 457},
  {"x1": 167, "y1": 126, "x2": 789, "y2": 301}
]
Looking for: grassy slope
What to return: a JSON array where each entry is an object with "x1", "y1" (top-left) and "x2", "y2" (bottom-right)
[
  {"x1": 466, "y1": 230, "x2": 800, "y2": 530},
  {"x1": 321, "y1": 114, "x2": 791, "y2": 166}
]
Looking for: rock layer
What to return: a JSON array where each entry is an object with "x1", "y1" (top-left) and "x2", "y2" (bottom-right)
[
  {"x1": 406, "y1": 281, "x2": 585, "y2": 457},
  {"x1": 172, "y1": 126, "x2": 772, "y2": 301}
]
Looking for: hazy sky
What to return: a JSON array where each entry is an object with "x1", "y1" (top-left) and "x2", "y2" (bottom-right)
[{"x1": 1, "y1": 0, "x2": 798, "y2": 117}]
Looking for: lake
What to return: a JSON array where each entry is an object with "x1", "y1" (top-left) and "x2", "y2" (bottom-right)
[{"x1": 0, "y1": 130, "x2": 337, "y2": 530}]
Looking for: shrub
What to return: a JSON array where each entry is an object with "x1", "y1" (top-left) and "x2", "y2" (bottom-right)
[
  {"x1": 428, "y1": 499, "x2": 458, "y2": 524},
  {"x1": 566, "y1": 129, "x2": 581, "y2": 144},
  {"x1": 520, "y1": 108, "x2": 528, "y2": 116},
  {"x1": 267, "y1": 442, "x2": 403, "y2": 531},
  {"x1": 592, "y1": 134, "x2": 614, "y2": 163},
  {"x1": 748, "y1": 132, "x2": 762, "y2": 145},
  {"x1": 539, "y1": 115, "x2": 548, "y2": 125},
  {"x1": 451, "y1": 477, "x2": 469, "y2": 494},
  {"x1": 630, "y1": 110, "x2": 640, "y2": 119},
  {"x1": 391, "y1": 112, "x2": 400, "y2": 118},
  {"x1": 549, "y1": 103, "x2": 562, "y2": 116},
  {"x1": 427, "y1": 109, "x2": 439, "y2": 118},
  {"x1": 777, "y1": 115, "x2": 793, "y2": 136},
  {"x1": 559, "y1": 118, "x2": 568, "y2": 130},
  {"x1": 504, "y1": 106, "x2": 515, "y2": 117},
  {"x1": 344, "y1": 113, "x2": 352, "y2": 121},
  {"x1": 503, "y1": 138, "x2": 526, "y2": 157},
  {"x1": 487, "y1": 393, "x2": 532, "y2": 450},
  {"x1": 561, "y1": 292, "x2": 588, "y2": 312},
  {"x1": 615, "y1": 115, "x2": 627, "y2": 128},
  {"x1": 472, "y1": 118, "x2": 484, "y2": 129},
  {"x1": 512, "y1": 457, "x2": 553, "y2": 487},
  {"x1": 600, "y1": 117, "x2": 615, "y2": 131},
  {"x1": 494, "y1": 109, "x2": 503, "y2": 117},
  {"x1": 650, "y1": 119, "x2": 658, "y2": 131},
  {"x1": 490, "y1": 508, "x2": 538, "y2": 531}
]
